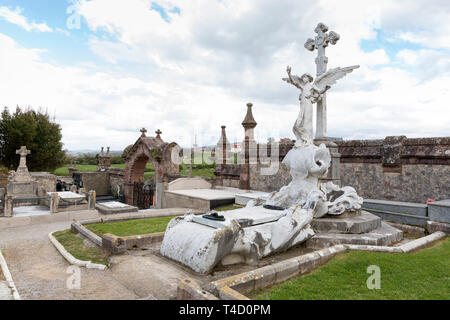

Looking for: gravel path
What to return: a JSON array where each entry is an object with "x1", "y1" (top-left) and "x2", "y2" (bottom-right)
[{"x1": 0, "y1": 221, "x2": 139, "y2": 300}]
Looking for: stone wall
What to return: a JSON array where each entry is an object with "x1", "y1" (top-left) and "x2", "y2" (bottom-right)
[
  {"x1": 80, "y1": 172, "x2": 110, "y2": 196},
  {"x1": 337, "y1": 136, "x2": 450, "y2": 203},
  {"x1": 215, "y1": 164, "x2": 240, "y2": 188},
  {"x1": 31, "y1": 172, "x2": 57, "y2": 196},
  {"x1": 214, "y1": 136, "x2": 449, "y2": 202},
  {"x1": 108, "y1": 168, "x2": 124, "y2": 197},
  {"x1": 0, "y1": 175, "x2": 7, "y2": 189}
]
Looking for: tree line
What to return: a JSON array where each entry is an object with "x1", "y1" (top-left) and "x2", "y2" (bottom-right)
[{"x1": 0, "y1": 106, "x2": 66, "y2": 172}]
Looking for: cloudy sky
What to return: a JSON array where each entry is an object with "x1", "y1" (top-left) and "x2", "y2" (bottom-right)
[{"x1": 0, "y1": 0, "x2": 449, "y2": 151}]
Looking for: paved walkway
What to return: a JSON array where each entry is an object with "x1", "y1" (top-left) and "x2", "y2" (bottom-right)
[{"x1": 0, "y1": 208, "x2": 196, "y2": 300}]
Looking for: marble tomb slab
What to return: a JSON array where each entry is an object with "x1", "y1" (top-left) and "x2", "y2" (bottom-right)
[
  {"x1": 235, "y1": 191, "x2": 270, "y2": 206},
  {"x1": 95, "y1": 201, "x2": 138, "y2": 215},
  {"x1": 428, "y1": 199, "x2": 450, "y2": 224},
  {"x1": 192, "y1": 206, "x2": 286, "y2": 229}
]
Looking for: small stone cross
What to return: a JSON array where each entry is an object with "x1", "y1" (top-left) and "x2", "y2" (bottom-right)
[
  {"x1": 155, "y1": 129, "x2": 162, "y2": 139},
  {"x1": 16, "y1": 146, "x2": 31, "y2": 168},
  {"x1": 140, "y1": 127, "x2": 147, "y2": 137}
]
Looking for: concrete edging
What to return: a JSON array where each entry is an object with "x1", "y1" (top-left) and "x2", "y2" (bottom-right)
[
  {"x1": 71, "y1": 221, "x2": 103, "y2": 247},
  {"x1": 48, "y1": 229, "x2": 107, "y2": 271},
  {"x1": 0, "y1": 249, "x2": 21, "y2": 300}
]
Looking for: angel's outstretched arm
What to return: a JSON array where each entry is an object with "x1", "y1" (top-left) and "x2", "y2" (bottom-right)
[{"x1": 283, "y1": 66, "x2": 303, "y2": 90}]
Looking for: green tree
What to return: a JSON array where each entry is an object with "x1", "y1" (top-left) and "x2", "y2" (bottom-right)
[{"x1": 0, "y1": 106, "x2": 66, "y2": 171}]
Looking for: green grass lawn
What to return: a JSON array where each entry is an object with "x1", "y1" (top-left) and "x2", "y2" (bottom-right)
[
  {"x1": 251, "y1": 238, "x2": 450, "y2": 300},
  {"x1": 179, "y1": 168, "x2": 216, "y2": 178},
  {"x1": 214, "y1": 204, "x2": 243, "y2": 211},
  {"x1": 86, "y1": 216, "x2": 175, "y2": 237},
  {"x1": 53, "y1": 229, "x2": 109, "y2": 266}
]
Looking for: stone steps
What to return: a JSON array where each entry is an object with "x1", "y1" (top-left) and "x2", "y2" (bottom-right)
[
  {"x1": 311, "y1": 211, "x2": 381, "y2": 234},
  {"x1": 306, "y1": 222, "x2": 403, "y2": 249}
]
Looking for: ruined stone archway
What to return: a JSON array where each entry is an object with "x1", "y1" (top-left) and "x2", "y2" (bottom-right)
[{"x1": 122, "y1": 129, "x2": 181, "y2": 207}]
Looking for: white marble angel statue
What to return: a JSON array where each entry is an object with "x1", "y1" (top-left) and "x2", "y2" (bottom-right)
[{"x1": 283, "y1": 64, "x2": 359, "y2": 147}]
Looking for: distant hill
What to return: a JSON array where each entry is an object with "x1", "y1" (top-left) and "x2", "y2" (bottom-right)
[{"x1": 66, "y1": 150, "x2": 123, "y2": 156}]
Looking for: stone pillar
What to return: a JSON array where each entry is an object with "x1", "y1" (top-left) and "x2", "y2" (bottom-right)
[
  {"x1": 123, "y1": 182, "x2": 134, "y2": 206},
  {"x1": 189, "y1": 148, "x2": 193, "y2": 178},
  {"x1": 314, "y1": 138, "x2": 341, "y2": 186},
  {"x1": 240, "y1": 103, "x2": 258, "y2": 190},
  {"x1": 239, "y1": 136, "x2": 250, "y2": 190},
  {"x1": 68, "y1": 166, "x2": 78, "y2": 177},
  {"x1": 4, "y1": 195, "x2": 13, "y2": 217},
  {"x1": 88, "y1": 190, "x2": 96, "y2": 210},
  {"x1": 104, "y1": 147, "x2": 112, "y2": 168},
  {"x1": 50, "y1": 193, "x2": 59, "y2": 214},
  {"x1": 155, "y1": 182, "x2": 164, "y2": 209}
]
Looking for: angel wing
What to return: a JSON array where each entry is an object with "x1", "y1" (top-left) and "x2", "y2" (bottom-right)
[{"x1": 313, "y1": 65, "x2": 359, "y2": 93}]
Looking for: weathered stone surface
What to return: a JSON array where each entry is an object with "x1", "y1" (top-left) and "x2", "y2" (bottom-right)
[
  {"x1": 338, "y1": 137, "x2": 450, "y2": 203},
  {"x1": 306, "y1": 222, "x2": 403, "y2": 249},
  {"x1": 235, "y1": 191, "x2": 270, "y2": 206},
  {"x1": 362, "y1": 199, "x2": 430, "y2": 226},
  {"x1": 95, "y1": 201, "x2": 138, "y2": 215},
  {"x1": 167, "y1": 177, "x2": 212, "y2": 191},
  {"x1": 427, "y1": 221, "x2": 450, "y2": 234},
  {"x1": 219, "y1": 136, "x2": 450, "y2": 203},
  {"x1": 164, "y1": 188, "x2": 238, "y2": 211},
  {"x1": 177, "y1": 278, "x2": 218, "y2": 300},
  {"x1": 77, "y1": 172, "x2": 110, "y2": 196},
  {"x1": 311, "y1": 210, "x2": 381, "y2": 234},
  {"x1": 363, "y1": 199, "x2": 428, "y2": 216},
  {"x1": 428, "y1": 200, "x2": 450, "y2": 223}
]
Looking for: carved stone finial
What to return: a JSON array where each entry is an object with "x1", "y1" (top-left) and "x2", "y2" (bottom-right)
[
  {"x1": 100, "y1": 147, "x2": 104, "y2": 155},
  {"x1": 242, "y1": 103, "x2": 257, "y2": 129},
  {"x1": 155, "y1": 129, "x2": 162, "y2": 139},
  {"x1": 106, "y1": 147, "x2": 110, "y2": 155}
]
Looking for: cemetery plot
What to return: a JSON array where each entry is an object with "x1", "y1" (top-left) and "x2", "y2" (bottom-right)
[
  {"x1": 52, "y1": 229, "x2": 109, "y2": 266},
  {"x1": 86, "y1": 216, "x2": 176, "y2": 237},
  {"x1": 251, "y1": 237, "x2": 450, "y2": 300}
]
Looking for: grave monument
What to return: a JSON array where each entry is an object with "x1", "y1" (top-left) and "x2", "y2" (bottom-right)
[
  {"x1": 160, "y1": 23, "x2": 401, "y2": 274},
  {"x1": 7, "y1": 146, "x2": 37, "y2": 198}
]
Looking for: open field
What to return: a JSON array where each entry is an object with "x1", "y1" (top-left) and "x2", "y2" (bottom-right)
[{"x1": 53, "y1": 163, "x2": 154, "y2": 176}]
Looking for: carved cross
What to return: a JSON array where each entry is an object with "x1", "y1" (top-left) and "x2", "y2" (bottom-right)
[
  {"x1": 16, "y1": 146, "x2": 31, "y2": 168},
  {"x1": 155, "y1": 129, "x2": 162, "y2": 139},
  {"x1": 304, "y1": 22, "x2": 340, "y2": 140},
  {"x1": 140, "y1": 127, "x2": 147, "y2": 137}
]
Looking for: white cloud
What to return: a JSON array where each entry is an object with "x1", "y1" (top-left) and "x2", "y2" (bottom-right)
[
  {"x1": 0, "y1": 0, "x2": 449, "y2": 151},
  {"x1": 0, "y1": 6, "x2": 52, "y2": 32}
]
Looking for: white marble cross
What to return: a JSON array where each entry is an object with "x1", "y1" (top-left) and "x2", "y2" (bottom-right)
[
  {"x1": 304, "y1": 22, "x2": 340, "y2": 140},
  {"x1": 16, "y1": 146, "x2": 31, "y2": 168}
]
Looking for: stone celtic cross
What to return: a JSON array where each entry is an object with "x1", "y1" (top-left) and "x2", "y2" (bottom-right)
[
  {"x1": 16, "y1": 146, "x2": 31, "y2": 168},
  {"x1": 304, "y1": 22, "x2": 340, "y2": 140},
  {"x1": 155, "y1": 129, "x2": 162, "y2": 139}
]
